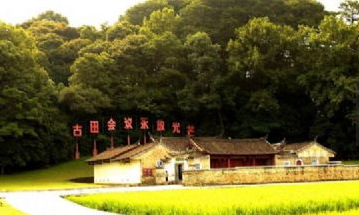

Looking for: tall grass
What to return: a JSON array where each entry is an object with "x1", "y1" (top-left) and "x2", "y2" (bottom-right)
[{"x1": 68, "y1": 181, "x2": 359, "y2": 215}]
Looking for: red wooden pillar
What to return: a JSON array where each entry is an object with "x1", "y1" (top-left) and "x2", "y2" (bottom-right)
[
  {"x1": 253, "y1": 157, "x2": 256, "y2": 166},
  {"x1": 93, "y1": 140, "x2": 98, "y2": 156},
  {"x1": 143, "y1": 133, "x2": 147, "y2": 145},
  {"x1": 227, "y1": 158, "x2": 231, "y2": 168},
  {"x1": 110, "y1": 136, "x2": 114, "y2": 149},
  {"x1": 75, "y1": 142, "x2": 80, "y2": 160},
  {"x1": 271, "y1": 156, "x2": 275, "y2": 166},
  {"x1": 127, "y1": 135, "x2": 131, "y2": 145}
]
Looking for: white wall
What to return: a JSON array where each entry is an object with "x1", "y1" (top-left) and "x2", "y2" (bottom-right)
[
  {"x1": 163, "y1": 158, "x2": 188, "y2": 182},
  {"x1": 94, "y1": 160, "x2": 141, "y2": 184}
]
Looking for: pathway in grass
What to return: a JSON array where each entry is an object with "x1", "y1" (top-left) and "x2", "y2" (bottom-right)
[
  {"x1": 0, "y1": 158, "x2": 102, "y2": 191},
  {"x1": 3, "y1": 192, "x2": 118, "y2": 215},
  {"x1": 0, "y1": 185, "x2": 186, "y2": 215},
  {"x1": 67, "y1": 181, "x2": 359, "y2": 215}
]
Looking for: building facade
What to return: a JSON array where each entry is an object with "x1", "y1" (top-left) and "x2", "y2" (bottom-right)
[
  {"x1": 274, "y1": 140, "x2": 336, "y2": 166},
  {"x1": 87, "y1": 136, "x2": 335, "y2": 185}
]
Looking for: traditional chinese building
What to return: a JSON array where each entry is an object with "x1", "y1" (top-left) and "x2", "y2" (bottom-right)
[
  {"x1": 87, "y1": 136, "x2": 278, "y2": 184},
  {"x1": 87, "y1": 141, "x2": 170, "y2": 184},
  {"x1": 190, "y1": 137, "x2": 277, "y2": 168},
  {"x1": 273, "y1": 139, "x2": 336, "y2": 166}
]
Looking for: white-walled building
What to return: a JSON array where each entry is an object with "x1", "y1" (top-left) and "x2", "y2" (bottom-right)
[{"x1": 87, "y1": 137, "x2": 336, "y2": 185}]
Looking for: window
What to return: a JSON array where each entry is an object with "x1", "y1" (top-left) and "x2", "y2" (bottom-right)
[
  {"x1": 194, "y1": 163, "x2": 201, "y2": 170},
  {"x1": 284, "y1": 161, "x2": 291, "y2": 166},
  {"x1": 295, "y1": 159, "x2": 303, "y2": 166},
  {"x1": 142, "y1": 168, "x2": 153, "y2": 176},
  {"x1": 312, "y1": 159, "x2": 319, "y2": 165},
  {"x1": 156, "y1": 160, "x2": 164, "y2": 168}
]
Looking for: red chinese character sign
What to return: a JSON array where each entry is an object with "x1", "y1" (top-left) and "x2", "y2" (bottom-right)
[
  {"x1": 140, "y1": 118, "x2": 149, "y2": 130},
  {"x1": 72, "y1": 124, "x2": 82, "y2": 159},
  {"x1": 107, "y1": 118, "x2": 116, "y2": 131},
  {"x1": 107, "y1": 118, "x2": 116, "y2": 149},
  {"x1": 157, "y1": 120, "x2": 165, "y2": 132},
  {"x1": 124, "y1": 117, "x2": 133, "y2": 145},
  {"x1": 89, "y1": 120, "x2": 99, "y2": 156},
  {"x1": 124, "y1": 117, "x2": 133, "y2": 130},
  {"x1": 187, "y1": 125, "x2": 195, "y2": 136},
  {"x1": 140, "y1": 117, "x2": 149, "y2": 144},
  {"x1": 172, "y1": 122, "x2": 181, "y2": 134},
  {"x1": 71, "y1": 117, "x2": 196, "y2": 160},
  {"x1": 90, "y1": 121, "x2": 99, "y2": 134},
  {"x1": 72, "y1": 124, "x2": 82, "y2": 138}
]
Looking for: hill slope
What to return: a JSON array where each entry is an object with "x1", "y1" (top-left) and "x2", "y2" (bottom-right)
[{"x1": 0, "y1": 158, "x2": 101, "y2": 191}]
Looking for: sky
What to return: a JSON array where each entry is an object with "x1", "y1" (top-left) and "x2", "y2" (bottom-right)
[{"x1": 0, "y1": 0, "x2": 343, "y2": 28}]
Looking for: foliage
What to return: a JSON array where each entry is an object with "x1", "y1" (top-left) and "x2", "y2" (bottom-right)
[
  {"x1": 0, "y1": 23, "x2": 71, "y2": 173},
  {"x1": 2, "y1": 0, "x2": 359, "y2": 173},
  {"x1": 68, "y1": 181, "x2": 359, "y2": 215},
  {"x1": 21, "y1": 10, "x2": 69, "y2": 27},
  {"x1": 23, "y1": 14, "x2": 79, "y2": 85},
  {"x1": 121, "y1": 0, "x2": 188, "y2": 26},
  {"x1": 339, "y1": 0, "x2": 359, "y2": 25},
  {"x1": 0, "y1": 157, "x2": 99, "y2": 191},
  {"x1": 177, "y1": 0, "x2": 325, "y2": 45},
  {"x1": 106, "y1": 21, "x2": 138, "y2": 41}
]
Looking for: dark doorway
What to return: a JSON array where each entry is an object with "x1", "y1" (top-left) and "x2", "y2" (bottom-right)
[{"x1": 176, "y1": 164, "x2": 183, "y2": 181}]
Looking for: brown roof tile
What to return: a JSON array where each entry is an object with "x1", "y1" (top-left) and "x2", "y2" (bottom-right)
[
  {"x1": 282, "y1": 141, "x2": 313, "y2": 152},
  {"x1": 192, "y1": 137, "x2": 277, "y2": 155},
  {"x1": 86, "y1": 144, "x2": 138, "y2": 162},
  {"x1": 282, "y1": 141, "x2": 336, "y2": 154},
  {"x1": 159, "y1": 137, "x2": 191, "y2": 152},
  {"x1": 112, "y1": 143, "x2": 158, "y2": 161}
]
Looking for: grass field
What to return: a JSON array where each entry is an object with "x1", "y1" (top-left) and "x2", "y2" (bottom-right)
[
  {"x1": 68, "y1": 181, "x2": 359, "y2": 215},
  {"x1": 0, "y1": 199, "x2": 27, "y2": 215},
  {"x1": 0, "y1": 157, "x2": 102, "y2": 191},
  {"x1": 342, "y1": 160, "x2": 359, "y2": 165}
]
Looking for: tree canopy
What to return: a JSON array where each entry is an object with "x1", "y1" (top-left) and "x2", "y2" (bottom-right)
[{"x1": 1, "y1": 0, "x2": 358, "y2": 173}]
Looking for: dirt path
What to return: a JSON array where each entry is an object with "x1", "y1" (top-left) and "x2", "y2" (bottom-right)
[
  {"x1": 3, "y1": 192, "x2": 118, "y2": 215},
  {"x1": 0, "y1": 185, "x2": 186, "y2": 215}
]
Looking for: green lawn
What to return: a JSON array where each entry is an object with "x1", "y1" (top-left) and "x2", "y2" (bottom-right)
[
  {"x1": 343, "y1": 160, "x2": 359, "y2": 165},
  {"x1": 0, "y1": 199, "x2": 27, "y2": 215},
  {"x1": 68, "y1": 181, "x2": 359, "y2": 215},
  {"x1": 0, "y1": 157, "x2": 102, "y2": 191}
]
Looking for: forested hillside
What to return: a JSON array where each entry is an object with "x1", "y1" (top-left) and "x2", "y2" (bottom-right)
[{"x1": 1, "y1": 0, "x2": 358, "y2": 173}]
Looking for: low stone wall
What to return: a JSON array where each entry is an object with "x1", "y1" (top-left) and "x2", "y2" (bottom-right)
[{"x1": 182, "y1": 165, "x2": 359, "y2": 186}]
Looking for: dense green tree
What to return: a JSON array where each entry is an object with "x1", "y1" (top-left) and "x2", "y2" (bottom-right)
[
  {"x1": 3, "y1": 0, "x2": 359, "y2": 174},
  {"x1": 339, "y1": 0, "x2": 359, "y2": 24},
  {"x1": 178, "y1": 0, "x2": 325, "y2": 45},
  {"x1": 227, "y1": 17, "x2": 310, "y2": 138},
  {"x1": 108, "y1": 34, "x2": 153, "y2": 112},
  {"x1": 59, "y1": 53, "x2": 114, "y2": 114},
  {"x1": 0, "y1": 23, "x2": 70, "y2": 174},
  {"x1": 21, "y1": 10, "x2": 69, "y2": 28},
  {"x1": 78, "y1": 40, "x2": 111, "y2": 56},
  {"x1": 121, "y1": 0, "x2": 170, "y2": 25},
  {"x1": 141, "y1": 7, "x2": 180, "y2": 35},
  {"x1": 144, "y1": 31, "x2": 186, "y2": 116},
  {"x1": 24, "y1": 19, "x2": 80, "y2": 85},
  {"x1": 79, "y1": 25, "x2": 102, "y2": 41},
  {"x1": 296, "y1": 16, "x2": 359, "y2": 156},
  {"x1": 106, "y1": 21, "x2": 139, "y2": 41},
  {"x1": 178, "y1": 32, "x2": 224, "y2": 134}
]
